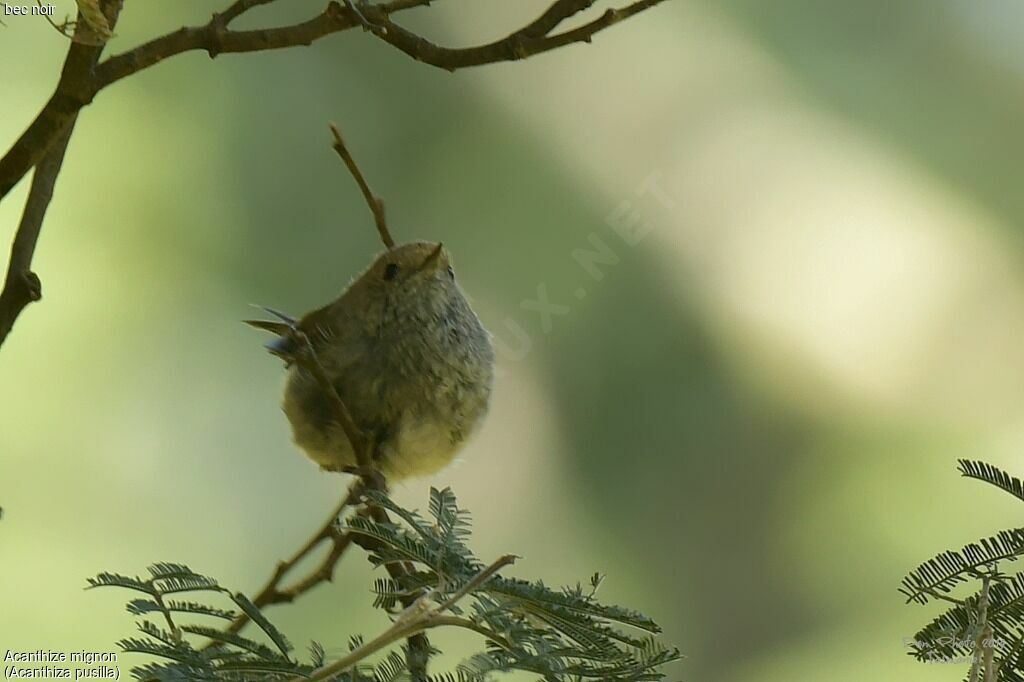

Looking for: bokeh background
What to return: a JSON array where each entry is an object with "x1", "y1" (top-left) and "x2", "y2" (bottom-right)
[{"x1": 4, "y1": 1, "x2": 1024, "y2": 680}]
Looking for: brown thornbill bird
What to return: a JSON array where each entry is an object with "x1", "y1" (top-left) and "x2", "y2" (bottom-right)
[{"x1": 246, "y1": 241, "x2": 495, "y2": 481}]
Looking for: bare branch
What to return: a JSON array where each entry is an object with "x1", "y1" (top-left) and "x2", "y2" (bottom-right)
[
  {"x1": 330, "y1": 123, "x2": 396, "y2": 249},
  {"x1": 0, "y1": 0, "x2": 124, "y2": 346},
  {"x1": 244, "y1": 289, "x2": 433, "y2": 668},
  {"x1": 286, "y1": 322, "x2": 431, "y2": 674},
  {"x1": 96, "y1": 0, "x2": 436, "y2": 89},
  {"x1": 217, "y1": 0, "x2": 279, "y2": 27},
  {"x1": 969, "y1": 572, "x2": 994, "y2": 682},
  {"x1": 2, "y1": 0, "x2": 665, "y2": 205},
  {"x1": 293, "y1": 554, "x2": 518, "y2": 682},
  {"x1": 293, "y1": 329, "x2": 371, "y2": 467},
  {"x1": 0, "y1": 128, "x2": 71, "y2": 346},
  {"x1": 519, "y1": 0, "x2": 598, "y2": 38},
  {"x1": 436, "y1": 554, "x2": 517, "y2": 613},
  {"x1": 96, "y1": 3, "x2": 359, "y2": 86},
  {"x1": 0, "y1": 1, "x2": 422, "y2": 205},
  {"x1": 380, "y1": 0, "x2": 435, "y2": 9},
  {"x1": 363, "y1": 0, "x2": 669, "y2": 71}
]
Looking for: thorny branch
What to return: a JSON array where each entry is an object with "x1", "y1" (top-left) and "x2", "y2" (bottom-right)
[{"x1": 0, "y1": 0, "x2": 668, "y2": 348}]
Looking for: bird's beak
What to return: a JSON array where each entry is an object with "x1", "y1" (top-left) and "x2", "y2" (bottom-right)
[{"x1": 417, "y1": 242, "x2": 445, "y2": 273}]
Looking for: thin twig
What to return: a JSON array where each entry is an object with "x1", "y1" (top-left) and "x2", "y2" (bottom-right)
[
  {"x1": 983, "y1": 625, "x2": 996, "y2": 682},
  {"x1": 518, "y1": 0, "x2": 598, "y2": 38},
  {"x1": 286, "y1": 317, "x2": 435, "y2": 675},
  {"x1": 302, "y1": 601, "x2": 435, "y2": 682},
  {"x1": 361, "y1": 0, "x2": 670, "y2": 72},
  {"x1": 922, "y1": 587, "x2": 967, "y2": 606},
  {"x1": 379, "y1": 0, "x2": 434, "y2": 10},
  {"x1": 34, "y1": 1, "x2": 79, "y2": 42},
  {"x1": 291, "y1": 554, "x2": 517, "y2": 682},
  {"x1": 205, "y1": 322, "x2": 379, "y2": 640},
  {"x1": 436, "y1": 554, "x2": 517, "y2": 613},
  {"x1": 94, "y1": 0, "x2": 434, "y2": 89},
  {"x1": 330, "y1": 123, "x2": 395, "y2": 249},
  {"x1": 292, "y1": 329, "x2": 370, "y2": 467},
  {"x1": 217, "y1": 0, "x2": 279, "y2": 26},
  {"x1": 343, "y1": 0, "x2": 381, "y2": 31},
  {"x1": 969, "y1": 572, "x2": 994, "y2": 682},
  {"x1": 211, "y1": 480, "x2": 362, "y2": 640},
  {"x1": 428, "y1": 615, "x2": 514, "y2": 650}
]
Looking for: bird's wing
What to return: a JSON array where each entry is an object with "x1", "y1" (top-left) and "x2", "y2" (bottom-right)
[
  {"x1": 297, "y1": 302, "x2": 342, "y2": 347},
  {"x1": 244, "y1": 301, "x2": 360, "y2": 366}
]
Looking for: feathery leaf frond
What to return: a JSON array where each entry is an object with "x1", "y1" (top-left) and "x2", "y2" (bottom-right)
[
  {"x1": 900, "y1": 530, "x2": 1024, "y2": 604},
  {"x1": 959, "y1": 460, "x2": 1024, "y2": 504}
]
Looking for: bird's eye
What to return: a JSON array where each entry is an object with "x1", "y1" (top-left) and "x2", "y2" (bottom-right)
[
  {"x1": 446, "y1": 265, "x2": 455, "y2": 280},
  {"x1": 384, "y1": 263, "x2": 399, "y2": 280}
]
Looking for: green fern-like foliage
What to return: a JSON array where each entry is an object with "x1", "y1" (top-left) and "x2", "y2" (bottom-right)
[
  {"x1": 959, "y1": 459, "x2": 1024, "y2": 504},
  {"x1": 88, "y1": 563, "x2": 306, "y2": 680},
  {"x1": 903, "y1": 461, "x2": 1024, "y2": 681},
  {"x1": 91, "y1": 487, "x2": 681, "y2": 681},
  {"x1": 899, "y1": 530, "x2": 1024, "y2": 604}
]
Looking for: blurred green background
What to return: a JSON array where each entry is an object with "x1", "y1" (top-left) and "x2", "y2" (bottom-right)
[{"x1": 3, "y1": 1, "x2": 1024, "y2": 680}]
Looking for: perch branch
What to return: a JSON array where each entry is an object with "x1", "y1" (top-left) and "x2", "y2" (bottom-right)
[
  {"x1": 294, "y1": 330, "x2": 371, "y2": 467},
  {"x1": 207, "y1": 324, "x2": 378, "y2": 638},
  {"x1": 288, "y1": 286, "x2": 437, "y2": 676},
  {"x1": 238, "y1": 294, "x2": 432, "y2": 670},
  {"x1": 330, "y1": 123, "x2": 395, "y2": 249},
  {"x1": 285, "y1": 323, "x2": 433, "y2": 677}
]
